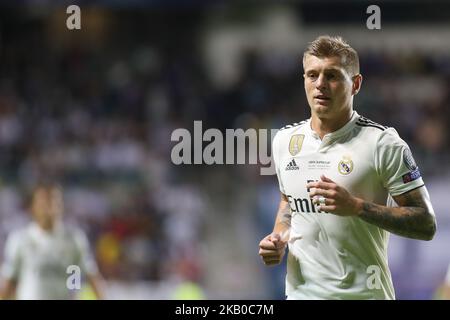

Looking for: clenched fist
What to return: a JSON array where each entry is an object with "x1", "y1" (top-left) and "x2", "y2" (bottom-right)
[{"x1": 258, "y1": 233, "x2": 287, "y2": 266}]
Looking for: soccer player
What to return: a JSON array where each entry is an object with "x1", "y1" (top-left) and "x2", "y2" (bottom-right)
[
  {"x1": 0, "y1": 183, "x2": 104, "y2": 300},
  {"x1": 258, "y1": 35, "x2": 436, "y2": 300}
]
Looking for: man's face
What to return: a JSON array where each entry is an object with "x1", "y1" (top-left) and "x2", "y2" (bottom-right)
[
  {"x1": 303, "y1": 54, "x2": 360, "y2": 118},
  {"x1": 31, "y1": 187, "x2": 63, "y2": 229}
]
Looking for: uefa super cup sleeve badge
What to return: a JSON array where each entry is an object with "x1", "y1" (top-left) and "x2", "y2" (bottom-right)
[{"x1": 403, "y1": 148, "x2": 418, "y2": 171}]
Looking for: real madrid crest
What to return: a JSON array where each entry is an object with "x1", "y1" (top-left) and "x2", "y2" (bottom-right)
[
  {"x1": 338, "y1": 155, "x2": 354, "y2": 175},
  {"x1": 289, "y1": 134, "x2": 305, "y2": 156}
]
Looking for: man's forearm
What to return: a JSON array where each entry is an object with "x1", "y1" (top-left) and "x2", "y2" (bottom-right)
[
  {"x1": 355, "y1": 198, "x2": 436, "y2": 240},
  {"x1": 273, "y1": 198, "x2": 291, "y2": 240}
]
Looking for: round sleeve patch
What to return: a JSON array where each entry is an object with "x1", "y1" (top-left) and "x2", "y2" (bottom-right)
[{"x1": 403, "y1": 148, "x2": 418, "y2": 171}]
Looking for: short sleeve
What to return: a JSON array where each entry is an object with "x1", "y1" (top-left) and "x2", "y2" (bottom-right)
[
  {"x1": 272, "y1": 131, "x2": 286, "y2": 194},
  {"x1": 73, "y1": 229, "x2": 99, "y2": 276},
  {"x1": 1, "y1": 231, "x2": 22, "y2": 281},
  {"x1": 375, "y1": 128, "x2": 424, "y2": 197}
]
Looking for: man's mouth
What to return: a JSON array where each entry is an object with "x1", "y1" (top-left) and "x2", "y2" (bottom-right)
[{"x1": 314, "y1": 94, "x2": 330, "y2": 100}]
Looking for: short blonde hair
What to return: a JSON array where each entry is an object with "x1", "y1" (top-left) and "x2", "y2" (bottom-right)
[{"x1": 303, "y1": 35, "x2": 360, "y2": 76}]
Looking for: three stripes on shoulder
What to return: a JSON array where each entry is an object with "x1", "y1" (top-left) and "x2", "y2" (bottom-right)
[
  {"x1": 279, "y1": 120, "x2": 307, "y2": 131},
  {"x1": 279, "y1": 117, "x2": 387, "y2": 132},
  {"x1": 356, "y1": 116, "x2": 387, "y2": 131}
]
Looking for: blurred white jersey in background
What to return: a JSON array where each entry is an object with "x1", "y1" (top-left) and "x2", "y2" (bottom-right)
[{"x1": 1, "y1": 222, "x2": 98, "y2": 300}]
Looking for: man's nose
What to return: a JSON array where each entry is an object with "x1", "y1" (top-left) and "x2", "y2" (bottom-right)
[{"x1": 315, "y1": 74, "x2": 327, "y2": 90}]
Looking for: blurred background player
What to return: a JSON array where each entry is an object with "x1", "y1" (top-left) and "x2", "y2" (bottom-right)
[{"x1": 0, "y1": 183, "x2": 104, "y2": 300}]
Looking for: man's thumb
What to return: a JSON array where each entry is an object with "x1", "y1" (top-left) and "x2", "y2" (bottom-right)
[
  {"x1": 270, "y1": 233, "x2": 281, "y2": 242},
  {"x1": 321, "y1": 174, "x2": 333, "y2": 183}
]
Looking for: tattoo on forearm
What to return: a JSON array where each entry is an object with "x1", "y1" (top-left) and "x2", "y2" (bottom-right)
[
  {"x1": 359, "y1": 189, "x2": 436, "y2": 240},
  {"x1": 278, "y1": 203, "x2": 292, "y2": 228}
]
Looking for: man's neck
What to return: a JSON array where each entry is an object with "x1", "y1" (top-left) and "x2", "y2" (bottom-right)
[
  {"x1": 311, "y1": 109, "x2": 353, "y2": 139},
  {"x1": 36, "y1": 220, "x2": 58, "y2": 233}
]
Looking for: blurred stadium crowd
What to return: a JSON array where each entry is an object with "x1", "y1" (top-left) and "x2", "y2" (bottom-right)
[{"x1": 0, "y1": 4, "x2": 449, "y2": 299}]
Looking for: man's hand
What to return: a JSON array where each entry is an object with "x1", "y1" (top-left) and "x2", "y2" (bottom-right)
[
  {"x1": 258, "y1": 233, "x2": 287, "y2": 266},
  {"x1": 307, "y1": 174, "x2": 361, "y2": 216},
  {"x1": 307, "y1": 175, "x2": 436, "y2": 240}
]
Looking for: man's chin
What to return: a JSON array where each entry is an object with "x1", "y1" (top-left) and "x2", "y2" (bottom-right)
[{"x1": 312, "y1": 104, "x2": 332, "y2": 116}]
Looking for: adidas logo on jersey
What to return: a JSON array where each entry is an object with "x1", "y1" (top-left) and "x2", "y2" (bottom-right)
[{"x1": 285, "y1": 159, "x2": 299, "y2": 171}]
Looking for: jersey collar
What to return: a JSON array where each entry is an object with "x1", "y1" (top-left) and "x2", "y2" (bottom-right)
[
  {"x1": 30, "y1": 221, "x2": 64, "y2": 237},
  {"x1": 307, "y1": 110, "x2": 359, "y2": 141}
]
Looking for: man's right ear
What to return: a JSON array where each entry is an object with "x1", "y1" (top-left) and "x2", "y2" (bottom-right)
[{"x1": 352, "y1": 74, "x2": 363, "y2": 95}]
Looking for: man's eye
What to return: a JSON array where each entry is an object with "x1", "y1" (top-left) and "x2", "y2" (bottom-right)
[{"x1": 308, "y1": 74, "x2": 317, "y2": 79}]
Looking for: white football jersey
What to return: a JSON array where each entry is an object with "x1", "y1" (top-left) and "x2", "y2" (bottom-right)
[
  {"x1": 1, "y1": 222, "x2": 98, "y2": 300},
  {"x1": 273, "y1": 111, "x2": 424, "y2": 300}
]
